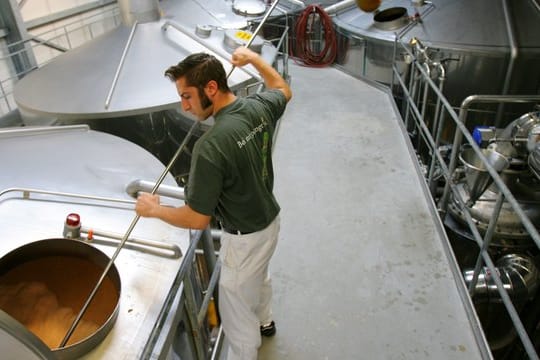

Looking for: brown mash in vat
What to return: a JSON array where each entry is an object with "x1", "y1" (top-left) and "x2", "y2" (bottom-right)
[{"x1": 0, "y1": 255, "x2": 118, "y2": 349}]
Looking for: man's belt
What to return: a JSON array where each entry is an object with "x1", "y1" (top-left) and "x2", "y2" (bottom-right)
[{"x1": 220, "y1": 225, "x2": 254, "y2": 235}]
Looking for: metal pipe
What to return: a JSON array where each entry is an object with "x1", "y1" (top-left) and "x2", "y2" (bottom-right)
[
  {"x1": 0, "y1": 187, "x2": 134, "y2": 206},
  {"x1": 430, "y1": 62, "x2": 446, "y2": 137},
  {"x1": 197, "y1": 261, "x2": 221, "y2": 327},
  {"x1": 324, "y1": 0, "x2": 356, "y2": 15},
  {"x1": 104, "y1": 21, "x2": 138, "y2": 109},
  {"x1": 182, "y1": 269, "x2": 207, "y2": 360},
  {"x1": 467, "y1": 192, "x2": 505, "y2": 297},
  {"x1": 0, "y1": 123, "x2": 89, "y2": 137},
  {"x1": 495, "y1": 0, "x2": 518, "y2": 127},
  {"x1": 80, "y1": 225, "x2": 182, "y2": 258},
  {"x1": 465, "y1": 253, "x2": 540, "y2": 302},
  {"x1": 285, "y1": 0, "x2": 305, "y2": 8},
  {"x1": 403, "y1": 61, "x2": 417, "y2": 131},
  {"x1": 209, "y1": 325, "x2": 224, "y2": 360},
  {"x1": 427, "y1": 65, "x2": 446, "y2": 194},
  {"x1": 125, "y1": 179, "x2": 185, "y2": 199}
]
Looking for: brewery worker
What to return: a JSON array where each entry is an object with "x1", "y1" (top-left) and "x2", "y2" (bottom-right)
[{"x1": 135, "y1": 46, "x2": 292, "y2": 360}]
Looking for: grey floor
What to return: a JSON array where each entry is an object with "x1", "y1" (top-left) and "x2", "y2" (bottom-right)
[{"x1": 243, "y1": 63, "x2": 492, "y2": 359}]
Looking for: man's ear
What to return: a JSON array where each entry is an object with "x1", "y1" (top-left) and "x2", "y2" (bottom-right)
[{"x1": 205, "y1": 80, "x2": 219, "y2": 97}]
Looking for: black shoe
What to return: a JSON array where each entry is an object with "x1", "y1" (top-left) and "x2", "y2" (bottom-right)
[{"x1": 260, "y1": 321, "x2": 276, "y2": 337}]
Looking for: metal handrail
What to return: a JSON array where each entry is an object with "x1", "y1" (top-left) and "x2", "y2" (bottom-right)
[
  {"x1": 0, "y1": 187, "x2": 134, "y2": 206},
  {"x1": 392, "y1": 33, "x2": 540, "y2": 360},
  {"x1": 140, "y1": 228, "x2": 221, "y2": 360}
]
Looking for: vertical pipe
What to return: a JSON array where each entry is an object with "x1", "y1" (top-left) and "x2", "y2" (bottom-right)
[
  {"x1": 404, "y1": 62, "x2": 417, "y2": 131},
  {"x1": 427, "y1": 68, "x2": 446, "y2": 194},
  {"x1": 183, "y1": 268, "x2": 208, "y2": 360},
  {"x1": 201, "y1": 228, "x2": 219, "y2": 315},
  {"x1": 495, "y1": 0, "x2": 518, "y2": 127},
  {"x1": 468, "y1": 192, "x2": 505, "y2": 297}
]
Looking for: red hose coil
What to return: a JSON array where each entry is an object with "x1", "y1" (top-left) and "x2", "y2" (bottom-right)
[{"x1": 292, "y1": 4, "x2": 337, "y2": 67}]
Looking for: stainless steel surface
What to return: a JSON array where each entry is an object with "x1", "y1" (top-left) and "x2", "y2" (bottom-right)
[
  {"x1": 118, "y1": 0, "x2": 160, "y2": 25},
  {"x1": 0, "y1": 125, "x2": 189, "y2": 358},
  {"x1": 464, "y1": 254, "x2": 539, "y2": 302},
  {"x1": 0, "y1": 309, "x2": 52, "y2": 360},
  {"x1": 223, "y1": 29, "x2": 265, "y2": 53},
  {"x1": 232, "y1": 0, "x2": 267, "y2": 16},
  {"x1": 446, "y1": 110, "x2": 540, "y2": 247},
  {"x1": 195, "y1": 24, "x2": 213, "y2": 38},
  {"x1": 14, "y1": 0, "x2": 285, "y2": 123},
  {"x1": 334, "y1": 0, "x2": 540, "y2": 123},
  {"x1": 458, "y1": 148, "x2": 509, "y2": 204}
]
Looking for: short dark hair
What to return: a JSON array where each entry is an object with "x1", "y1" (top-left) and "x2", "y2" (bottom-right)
[{"x1": 164, "y1": 53, "x2": 230, "y2": 92}]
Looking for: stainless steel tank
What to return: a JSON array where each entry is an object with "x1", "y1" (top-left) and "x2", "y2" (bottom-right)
[
  {"x1": 13, "y1": 0, "x2": 284, "y2": 125},
  {"x1": 333, "y1": 0, "x2": 540, "y2": 127},
  {"x1": 0, "y1": 125, "x2": 190, "y2": 358},
  {"x1": 12, "y1": 0, "x2": 289, "y2": 181}
]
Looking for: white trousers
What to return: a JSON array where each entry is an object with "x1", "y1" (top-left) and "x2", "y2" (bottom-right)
[{"x1": 219, "y1": 216, "x2": 280, "y2": 360}]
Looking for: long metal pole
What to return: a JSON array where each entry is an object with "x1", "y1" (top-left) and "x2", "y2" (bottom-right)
[
  {"x1": 61, "y1": 0, "x2": 283, "y2": 347},
  {"x1": 104, "y1": 21, "x2": 138, "y2": 109}
]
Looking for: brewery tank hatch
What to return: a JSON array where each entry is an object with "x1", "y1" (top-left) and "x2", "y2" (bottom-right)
[{"x1": 233, "y1": 0, "x2": 267, "y2": 16}]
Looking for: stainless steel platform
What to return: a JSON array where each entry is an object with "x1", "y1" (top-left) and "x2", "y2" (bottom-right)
[{"x1": 253, "y1": 63, "x2": 492, "y2": 359}]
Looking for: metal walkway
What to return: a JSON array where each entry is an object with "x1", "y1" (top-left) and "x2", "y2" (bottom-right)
[{"x1": 252, "y1": 63, "x2": 491, "y2": 359}]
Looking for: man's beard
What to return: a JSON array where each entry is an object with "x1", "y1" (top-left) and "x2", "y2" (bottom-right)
[{"x1": 199, "y1": 87, "x2": 212, "y2": 110}]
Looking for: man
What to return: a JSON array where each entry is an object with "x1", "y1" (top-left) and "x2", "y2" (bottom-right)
[{"x1": 135, "y1": 46, "x2": 292, "y2": 360}]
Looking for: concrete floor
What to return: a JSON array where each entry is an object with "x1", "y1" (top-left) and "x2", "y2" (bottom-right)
[{"x1": 245, "y1": 63, "x2": 493, "y2": 359}]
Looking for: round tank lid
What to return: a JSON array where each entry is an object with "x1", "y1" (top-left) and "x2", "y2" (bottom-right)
[{"x1": 233, "y1": 0, "x2": 266, "y2": 16}]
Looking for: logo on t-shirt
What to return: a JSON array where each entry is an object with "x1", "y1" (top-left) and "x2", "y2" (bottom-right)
[
  {"x1": 236, "y1": 118, "x2": 271, "y2": 181},
  {"x1": 237, "y1": 118, "x2": 268, "y2": 149}
]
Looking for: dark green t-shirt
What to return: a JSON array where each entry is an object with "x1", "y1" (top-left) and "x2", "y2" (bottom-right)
[{"x1": 186, "y1": 89, "x2": 287, "y2": 232}]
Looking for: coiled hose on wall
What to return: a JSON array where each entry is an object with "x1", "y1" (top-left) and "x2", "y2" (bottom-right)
[{"x1": 291, "y1": 4, "x2": 337, "y2": 67}]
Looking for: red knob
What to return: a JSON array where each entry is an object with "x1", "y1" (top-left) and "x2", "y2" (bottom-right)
[{"x1": 65, "y1": 213, "x2": 80, "y2": 226}]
